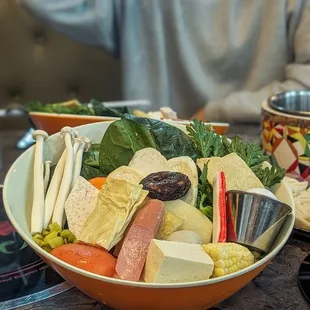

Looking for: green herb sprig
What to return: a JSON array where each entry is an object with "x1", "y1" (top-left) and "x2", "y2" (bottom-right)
[
  {"x1": 187, "y1": 119, "x2": 225, "y2": 158},
  {"x1": 187, "y1": 119, "x2": 285, "y2": 189}
]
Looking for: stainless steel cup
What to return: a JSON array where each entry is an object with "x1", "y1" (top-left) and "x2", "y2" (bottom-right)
[
  {"x1": 226, "y1": 190, "x2": 292, "y2": 253},
  {"x1": 268, "y1": 90, "x2": 310, "y2": 117}
]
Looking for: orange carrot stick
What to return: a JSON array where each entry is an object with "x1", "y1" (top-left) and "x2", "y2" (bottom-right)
[{"x1": 88, "y1": 177, "x2": 107, "y2": 190}]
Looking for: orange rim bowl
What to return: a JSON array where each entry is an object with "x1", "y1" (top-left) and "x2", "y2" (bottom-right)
[
  {"x1": 29, "y1": 112, "x2": 230, "y2": 136},
  {"x1": 3, "y1": 121, "x2": 294, "y2": 310}
]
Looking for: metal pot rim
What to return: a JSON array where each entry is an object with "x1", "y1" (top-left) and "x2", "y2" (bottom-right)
[
  {"x1": 267, "y1": 90, "x2": 310, "y2": 117},
  {"x1": 225, "y1": 189, "x2": 292, "y2": 213}
]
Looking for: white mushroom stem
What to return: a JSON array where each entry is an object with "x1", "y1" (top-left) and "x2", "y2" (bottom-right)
[
  {"x1": 52, "y1": 126, "x2": 75, "y2": 228},
  {"x1": 31, "y1": 130, "x2": 49, "y2": 235},
  {"x1": 43, "y1": 161, "x2": 52, "y2": 195},
  {"x1": 44, "y1": 150, "x2": 66, "y2": 228},
  {"x1": 73, "y1": 137, "x2": 83, "y2": 158},
  {"x1": 71, "y1": 137, "x2": 91, "y2": 189},
  {"x1": 70, "y1": 137, "x2": 84, "y2": 189}
]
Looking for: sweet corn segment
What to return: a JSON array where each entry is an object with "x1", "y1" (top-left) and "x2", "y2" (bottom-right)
[{"x1": 202, "y1": 243, "x2": 254, "y2": 278}]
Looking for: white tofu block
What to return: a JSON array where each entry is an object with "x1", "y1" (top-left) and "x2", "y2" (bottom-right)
[
  {"x1": 144, "y1": 240, "x2": 214, "y2": 283},
  {"x1": 64, "y1": 176, "x2": 99, "y2": 239}
]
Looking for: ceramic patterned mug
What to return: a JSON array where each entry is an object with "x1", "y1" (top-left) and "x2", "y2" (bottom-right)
[{"x1": 261, "y1": 90, "x2": 310, "y2": 182}]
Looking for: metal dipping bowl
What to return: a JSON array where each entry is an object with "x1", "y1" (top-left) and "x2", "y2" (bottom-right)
[
  {"x1": 261, "y1": 90, "x2": 310, "y2": 182},
  {"x1": 226, "y1": 190, "x2": 292, "y2": 253},
  {"x1": 268, "y1": 90, "x2": 310, "y2": 117}
]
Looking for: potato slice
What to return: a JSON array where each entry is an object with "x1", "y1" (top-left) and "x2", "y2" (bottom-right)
[
  {"x1": 164, "y1": 200, "x2": 212, "y2": 244},
  {"x1": 157, "y1": 210, "x2": 184, "y2": 240},
  {"x1": 167, "y1": 156, "x2": 198, "y2": 186},
  {"x1": 207, "y1": 153, "x2": 264, "y2": 191},
  {"x1": 108, "y1": 166, "x2": 144, "y2": 184},
  {"x1": 129, "y1": 148, "x2": 166, "y2": 177},
  {"x1": 167, "y1": 156, "x2": 198, "y2": 206}
]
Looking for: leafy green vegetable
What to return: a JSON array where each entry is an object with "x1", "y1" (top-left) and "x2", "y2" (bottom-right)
[
  {"x1": 199, "y1": 205, "x2": 213, "y2": 221},
  {"x1": 24, "y1": 100, "x2": 94, "y2": 115},
  {"x1": 187, "y1": 119, "x2": 226, "y2": 158},
  {"x1": 80, "y1": 164, "x2": 106, "y2": 180},
  {"x1": 187, "y1": 119, "x2": 284, "y2": 187},
  {"x1": 24, "y1": 99, "x2": 130, "y2": 117},
  {"x1": 196, "y1": 163, "x2": 213, "y2": 221},
  {"x1": 89, "y1": 99, "x2": 130, "y2": 117},
  {"x1": 255, "y1": 166, "x2": 286, "y2": 188},
  {"x1": 124, "y1": 114, "x2": 198, "y2": 160},
  {"x1": 83, "y1": 144, "x2": 100, "y2": 167},
  {"x1": 222, "y1": 136, "x2": 268, "y2": 169},
  {"x1": 99, "y1": 119, "x2": 157, "y2": 175}
]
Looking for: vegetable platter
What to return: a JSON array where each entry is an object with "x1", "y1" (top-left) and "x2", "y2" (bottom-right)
[
  {"x1": 3, "y1": 115, "x2": 295, "y2": 310},
  {"x1": 26, "y1": 99, "x2": 229, "y2": 136}
]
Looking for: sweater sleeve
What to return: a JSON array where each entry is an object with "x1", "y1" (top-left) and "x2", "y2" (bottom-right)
[
  {"x1": 205, "y1": 0, "x2": 310, "y2": 124},
  {"x1": 21, "y1": 0, "x2": 117, "y2": 53}
]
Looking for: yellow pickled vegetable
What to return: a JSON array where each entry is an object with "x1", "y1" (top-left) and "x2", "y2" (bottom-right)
[
  {"x1": 47, "y1": 236, "x2": 64, "y2": 249},
  {"x1": 32, "y1": 222, "x2": 76, "y2": 252},
  {"x1": 202, "y1": 243, "x2": 254, "y2": 278}
]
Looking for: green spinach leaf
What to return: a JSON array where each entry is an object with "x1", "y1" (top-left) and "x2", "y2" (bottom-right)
[
  {"x1": 99, "y1": 119, "x2": 157, "y2": 175},
  {"x1": 123, "y1": 114, "x2": 198, "y2": 160},
  {"x1": 83, "y1": 144, "x2": 100, "y2": 167},
  {"x1": 89, "y1": 99, "x2": 130, "y2": 117},
  {"x1": 81, "y1": 164, "x2": 106, "y2": 180}
]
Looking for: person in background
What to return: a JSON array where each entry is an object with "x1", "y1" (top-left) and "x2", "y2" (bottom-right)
[{"x1": 19, "y1": 0, "x2": 310, "y2": 122}]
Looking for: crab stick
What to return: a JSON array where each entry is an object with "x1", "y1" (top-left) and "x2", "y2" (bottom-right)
[
  {"x1": 212, "y1": 171, "x2": 227, "y2": 243},
  {"x1": 116, "y1": 199, "x2": 164, "y2": 281}
]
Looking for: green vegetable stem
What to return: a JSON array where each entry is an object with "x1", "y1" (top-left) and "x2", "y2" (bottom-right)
[{"x1": 196, "y1": 163, "x2": 213, "y2": 221}]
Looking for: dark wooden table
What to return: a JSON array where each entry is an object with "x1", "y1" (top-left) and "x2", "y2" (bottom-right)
[{"x1": 1, "y1": 119, "x2": 310, "y2": 310}]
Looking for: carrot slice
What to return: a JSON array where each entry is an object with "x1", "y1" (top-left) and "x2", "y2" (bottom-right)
[
  {"x1": 51, "y1": 243, "x2": 116, "y2": 277},
  {"x1": 88, "y1": 177, "x2": 107, "y2": 190}
]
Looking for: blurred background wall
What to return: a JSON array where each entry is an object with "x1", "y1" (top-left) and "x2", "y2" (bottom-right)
[{"x1": 0, "y1": 0, "x2": 122, "y2": 110}]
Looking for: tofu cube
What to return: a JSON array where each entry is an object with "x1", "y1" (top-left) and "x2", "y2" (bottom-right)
[{"x1": 144, "y1": 239, "x2": 214, "y2": 283}]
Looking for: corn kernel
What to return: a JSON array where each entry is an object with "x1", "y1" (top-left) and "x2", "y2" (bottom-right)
[{"x1": 202, "y1": 242, "x2": 254, "y2": 278}]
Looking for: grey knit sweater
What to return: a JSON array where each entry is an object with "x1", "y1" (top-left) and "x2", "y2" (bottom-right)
[{"x1": 21, "y1": 0, "x2": 310, "y2": 122}]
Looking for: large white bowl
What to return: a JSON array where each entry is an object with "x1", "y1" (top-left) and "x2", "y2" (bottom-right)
[{"x1": 3, "y1": 121, "x2": 295, "y2": 310}]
